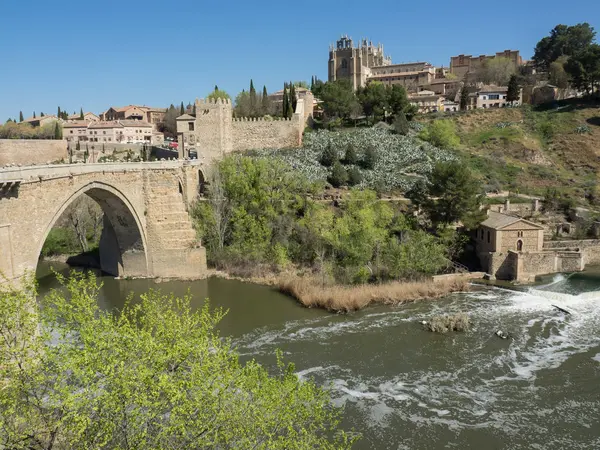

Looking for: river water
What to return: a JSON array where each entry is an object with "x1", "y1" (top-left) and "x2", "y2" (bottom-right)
[{"x1": 37, "y1": 262, "x2": 600, "y2": 449}]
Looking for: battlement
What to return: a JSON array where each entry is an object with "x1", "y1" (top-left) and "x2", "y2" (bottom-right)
[
  {"x1": 232, "y1": 116, "x2": 293, "y2": 122},
  {"x1": 195, "y1": 97, "x2": 232, "y2": 106}
]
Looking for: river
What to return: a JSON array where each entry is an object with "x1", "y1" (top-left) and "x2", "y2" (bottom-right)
[{"x1": 37, "y1": 262, "x2": 600, "y2": 449}]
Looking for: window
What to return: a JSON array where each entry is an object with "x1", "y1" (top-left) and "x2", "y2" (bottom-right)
[
  {"x1": 517, "y1": 240, "x2": 523, "y2": 251},
  {"x1": 488, "y1": 94, "x2": 500, "y2": 100},
  {"x1": 70, "y1": 131, "x2": 73, "y2": 134},
  {"x1": 487, "y1": 231, "x2": 490, "y2": 243},
  {"x1": 341, "y1": 59, "x2": 348, "y2": 69},
  {"x1": 103, "y1": 131, "x2": 106, "y2": 134}
]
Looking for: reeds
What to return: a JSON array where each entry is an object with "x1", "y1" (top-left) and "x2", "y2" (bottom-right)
[
  {"x1": 426, "y1": 313, "x2": 470, "y2": 333},
  {"x1": 277, "y1": 277, "x2": 469, "y2": 313}
]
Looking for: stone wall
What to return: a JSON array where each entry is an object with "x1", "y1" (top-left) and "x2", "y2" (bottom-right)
[
  {"x1": 543, "y1": 240, "x2": 600, "y2": 265},
  {"x1": 483, "y1": 251, "x2": 518, "y2": 280},
  {"x1": 231, "y1": 117, "x2": 302, "y2": 151},
  {"x1": 516, "y1": 252, "x2": 558, "y2": 282},
  {"x1": 0, "y1": 139, "x2": 68, "y2": 166}
]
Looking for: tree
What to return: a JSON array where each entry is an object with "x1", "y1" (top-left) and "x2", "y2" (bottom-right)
[
  {"x1": 357, "y1": 82, "x2": 388, "y2": 122},
  {"x1": 57, "y1": 106, "x2": 61, "y2": 118},
  {"x1": 343, "y1": 144, "x2": 359, "y2": 165},
  {"x1": 160, "y1": 104, "x2": 178, "y2": 137},
  {"x1": 317, "y1": 79, "x2": 357, "y2": 121},
  {"x1": 564, "y1": 44, "x2": 600, "y2": 93},
  {"x1": 79, "y1": 107, "x2": 84, "y2": 120},
  {"x1": 387, "y1": 85, "x2": 410, "y2": 117},
  {"x1": 407, "y1": 161, "x2": 485, "y2": 228},
  {"x1": 320, "y1": 143, "x2": 338, "y2": 167},
  {"x1": 506, "y1": 74, "x2": 520, "y2": 104},
  {"x1": 180, "y1": 101, "x2": 185, "y2": 115},
  {"x1": 33, "y1": 111, "x2": 36, "y2": 118},
  {"x1": 392, "y1": 112, "x2": 409, "y2": 135},
  {"x1": 328, "y1": 161, "x2": 348, "y2": 188},
  {"x1": 419, "y1": 120, "x2": 460, "y2": 149},
  {"x1": 54, "y1": 122, "x2": 62, "y2": 140},
  {"x1": 460, "y1": 86, "x2": 470, "y2": 110},
  {"x1": 262, "y1": 85, "x2": 270, "y2": 115},
  {"x1": 234, "y1": 90, "x2": 251, "y2": 117},
  {"x1": 19, "y1": 111, "x2": 23, "y2": 122},
  {"x1": 384, "y1": 230, "x2": 449, "y2": 279},
  {"x1": 249, "y1": 79, "x2": 257, "y2": 115},
  {"x1": 311, "y1": 75, "x2": 315, "y2": 91},
  {"x1": 0, "y1": 274, "x2": 355, "y2": 449},
  {"x1": 476, "y1": 57, "x2": 515, "y2": 85},
  {"x1": 290, "y1": 83, "x2": 297, "y2": 112},
  {"x1": 347, "y1": 166, "x2": 363, "y2": 186},
  {"x1": 282, "y1": 85, "x2": 289, "y2": 118},
  {"x1": 533, "y1": 23, "x2": 597, "y2": 70},
  {"x1": 361, "y1": 145, "x2": 378, "y2": 170},
  {"x1": 549, "y1": 57, "x2": 570, "y2": 88},
  {"x1": 207, "y1": 88, "x2": 231, "y2": 103}
]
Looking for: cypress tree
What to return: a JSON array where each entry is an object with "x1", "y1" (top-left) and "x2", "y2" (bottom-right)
[
  {"x1": 282, "y1": 86, "x2": 288, "y2": 118},
  {"x1": 54, "y1": 123, "x2": 61, "y2": 140},
  {"x1": 249, "y1": 79, "x2": 257, "y2": 116},
  {"x1": 262, "y1": 85, "x2": 269, "y2": 114},
  {"x1": 180, "y1": 102, "x2": 185, "y2": 115},
  {"x1": 311, "y1": 76, "x2": 315, "y2": 91},
  {"x1": 215, "y1": 85, "x2": 219, "y2": 91},
  {"x1": 460, "y1": 85, "x2": 470, "y2": 111},
  {"x1": 33, "y1": 111, "x2": 36, "y2": 118},
  {"x1": 328, "y1": 161, "x2": 348, "y2": 188},
  {"x1": 290, "y1": 83, "x2": 297, "y2": 113},
  {"x1": 79, "y1": 108, "x2": 84, "y2": 120},
  {"x1": 58, "y1": 106, "x2": 61, "y2": 118},
  {"x1": 507, "y1": 75, "x2": 520, "y2": 104},
  {"x1": 41, "y1": 112, "x2": 45, "y2": 117},
  {"x1": 19, "y1": 111, "x2": 23, "y2": 122}
]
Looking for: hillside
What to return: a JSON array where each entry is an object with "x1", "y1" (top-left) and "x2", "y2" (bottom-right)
[{"x1": 423, "y1": 100, "x2": 600, "y2": 205}]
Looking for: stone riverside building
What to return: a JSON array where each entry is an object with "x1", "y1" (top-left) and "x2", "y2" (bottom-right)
[
  {"x1": 176, "y1": 97, "x2": 306, "y2": 160},
  {"x1": 475, "y1": 211, "x2": 597, "y2": 282},
  {"x1": 0, "y1": 161, "x2": 208, "y2": 286}
]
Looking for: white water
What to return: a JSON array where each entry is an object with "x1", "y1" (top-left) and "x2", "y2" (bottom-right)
[{"x1": 234, "y1": 275, "x2": 600, "y2": 449}]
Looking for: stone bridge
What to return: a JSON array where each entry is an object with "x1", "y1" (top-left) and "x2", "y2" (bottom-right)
[{"x1": 0, "y1": 160, "x2": 208, "y2": 286}]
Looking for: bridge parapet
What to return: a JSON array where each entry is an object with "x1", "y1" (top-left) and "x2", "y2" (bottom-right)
[{"x1": 0, "y1": 160, "x2": 204, "y2": 183}]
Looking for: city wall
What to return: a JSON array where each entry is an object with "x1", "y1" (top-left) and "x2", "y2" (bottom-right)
[
  {"x1": 231, "y1": 117, "x2": 302, "y2": 152},
  {"x1": 0, "y1": 139, "x2": 68, "y2": 166}
]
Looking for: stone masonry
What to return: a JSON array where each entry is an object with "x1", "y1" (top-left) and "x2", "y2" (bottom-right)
[
  {"x1": 0, "y1": 139, "x2": 68, "y2": 166},
  {"x1": 177, "y1": 97, "x2": 305, "y2": 161},
  {"x1": 0, "y1": 161, "x2": 208, "y2": 286}
]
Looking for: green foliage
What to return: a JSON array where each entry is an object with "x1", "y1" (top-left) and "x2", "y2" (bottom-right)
[
  {"x1": 317, "y1": 79, "x2": 358, "y2": 121},
  {"x1": 460, "y1": 86, "x2": 470, "y2": 111},
  {"x1": 357, "y1": 82, "x2": 388, "y2": 121},
  {"x1": 18, "y1": 111, "x2": 23, "y2": 122},
  {"x1": 343, "y1": 143, "x2": 359, "y2": 165},
  {"x1": 347, "y1": 166, "x2": 363, "y2": 186},
  {"x1": 207, "y1": 87, "x2": 231, "y2": 103},
  {"x1": 79, "y1": 107, "x2": 84, "y2": 120},
  {"x1": 328, "y1": 161, "x2": 348, "y2": 187},
  {"x1": 392, "y1": 113, "x2": 409, "y2": 136},
  {"x1": 361, "y1": 145, "x2": 378, "y2": 170},
  {"x1": 53, "y1": 122, "x2": 62, "y2": 140},
  {"x1": 419, "y1": 120, "x2": 460, "y2": 149},
  {"x1": 321, "y1": 143, "x2": 338, "y2": 167},
  {"x1": 40, "y1": 228, "x2": 80, "y2": 257},
  {"x1": 543, "y1": 187, "x2": 575, "y2": 215},
  {"x1": 507, "y1": 75, "x2": 520, "y2": 103},
  {"x1": 407, "y1": 161, "x2": 485, "y2": 229},
  {"x1": 0, "y1": 274, "x2": 356, "y2": 449},
  {"x1": 384, "y1": 230, "x2": 449, "y2": 279},
  {"x1": 533, "y1": 23, "x2": 597, "y2": 70}
]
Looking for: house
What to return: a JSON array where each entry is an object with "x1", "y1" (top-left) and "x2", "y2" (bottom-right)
[
  {"x1": 21, "y1": 115, "x2": 59, "y2": 128},
  {"x1": 367, "y1": 62, "x2": 436, "y2": 93},
  {"x1": 476, "y1": 211, "x2": 546, "y2": 281},
  {"x1": 63, "y1": 121, "x2": 91, "y2": 142},
  {"x1": 450, "y1": 50, "x2": 523, "y2": 79},
  {"x1": 476, "y1": 85, "x2": 522, "y2": 109},
  {"x1": 442, "y1": 100, "x2": 460, "y2": 112},
  {"x1": 67, "y1": 112, "x2": 100, "y2": 122},
  {"x1": 408, "y1": 90, "x2": 445, "y2": 113},
  {"x1": 267, "y1": 87, "x2": 315, "y2": 121},
  {"x1": 423, "y1": 78, "x2": 462, "y2": 97},
  {"x1": 87, "y1": 120, "x2": 153, "y2": 144}
]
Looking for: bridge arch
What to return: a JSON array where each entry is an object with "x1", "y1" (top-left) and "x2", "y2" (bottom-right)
[{"x1": 37, "y1": 181, "x2": 148, "y2": 278}]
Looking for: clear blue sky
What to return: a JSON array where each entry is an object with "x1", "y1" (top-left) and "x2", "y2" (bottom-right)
[{"x1": 1, "y1": 0, "x2": 598, "y2": 121}]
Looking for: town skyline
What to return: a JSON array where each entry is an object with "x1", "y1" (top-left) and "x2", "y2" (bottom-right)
[{"x1": 1, "y1": 0, "x2": 599, "y2": 121}]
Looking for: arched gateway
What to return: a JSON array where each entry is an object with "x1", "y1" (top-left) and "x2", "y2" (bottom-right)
[{"x1": 0, "y1": 161, "x2": 208, "y2": 286}]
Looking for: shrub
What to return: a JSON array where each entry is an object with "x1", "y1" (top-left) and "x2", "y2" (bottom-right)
[
  {"x1": 393, "y1": 113, "x2": 409, "y2": 135},
  {"x1": 347, "y1": 166, "x2": 363, "y2": 186},
  {"x1": 343, "y1": 144, "x2": 359, "y2": 165},
  {"x1": 420, "y1": 120, "x2": 460, "y2": 149},
  {"x1": 361, "y1": 145, "x2": 378, "y2": 170},
  {"x1": 328, "y1": 161, "x2": 348, "y2": 187},
  {"x1": 320, "y1": 143, "x2": 338, "y2": 167},
  {"x1": 426, "y1": 313, "x2": 470, "y2": 333}
]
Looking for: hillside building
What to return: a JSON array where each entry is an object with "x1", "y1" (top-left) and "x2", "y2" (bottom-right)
[
  {"x1": 450, "y1": 50, "x2": 523, "y2": 79},
  {"x1": 67, "y1": 112, "x2": 100, "y2": 122},
  {"x1": 21, "y1": 115, "x2": 58, "y2": 128}
]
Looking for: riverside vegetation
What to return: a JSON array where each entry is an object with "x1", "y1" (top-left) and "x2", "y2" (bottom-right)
[
  {"x1": 191, "y1": 146, "x2": 483, "y2": 310},
  {"x1": 0, "y1": 273, "x2": 357, "y2": 449}
]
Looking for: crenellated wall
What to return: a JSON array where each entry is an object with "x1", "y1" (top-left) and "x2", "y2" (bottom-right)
[{"x1": 177, "y1": 97, "x2": 306, "y2": 161}]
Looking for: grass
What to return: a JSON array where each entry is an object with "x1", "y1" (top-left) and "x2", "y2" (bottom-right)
[
  {"x1": 277, "y1": 276, "x2": 469, "y2": 312},
  {"x1": 426, "y1": 313, "x2": 470, "y2": 333}
]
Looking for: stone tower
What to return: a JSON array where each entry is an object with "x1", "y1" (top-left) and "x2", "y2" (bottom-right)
[{"x1": 328, "y1": 35, "x2": 391, "y2": 90}]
